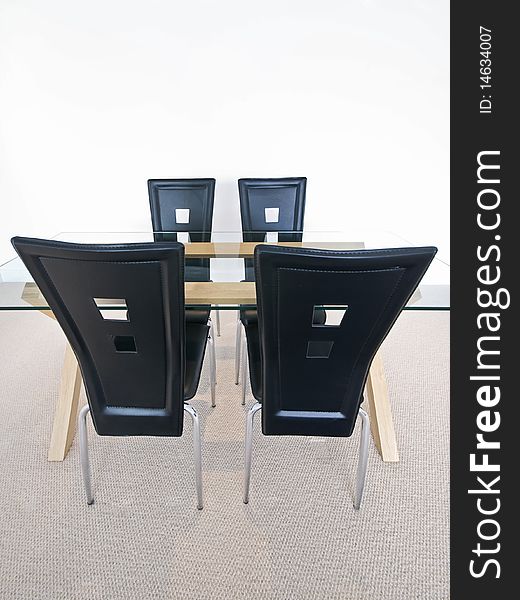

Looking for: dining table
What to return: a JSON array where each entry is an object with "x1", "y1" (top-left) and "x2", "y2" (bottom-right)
[{"x1": 0, "y1": 229, "x2": 449, "y2": 464}]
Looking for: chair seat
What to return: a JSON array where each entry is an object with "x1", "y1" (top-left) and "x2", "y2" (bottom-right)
[
  {"x1": 239, "y1": 309, "x2": 258, "y2": 326},
  {"x1": 185, "y1": 265, "x2": 211, "y2": 282},
  {"x1": 240, "y1": 307, "x2": 326, "y2": 327},
  {"x1": 184, "y1": 322, "x2": 210, "y2": 400},
  {"x1": 242, "y1": 321, "x2": 263, "y2": 402},
  {"x1": 186, "y1": 309, "x2": 211, "y2": 324}
]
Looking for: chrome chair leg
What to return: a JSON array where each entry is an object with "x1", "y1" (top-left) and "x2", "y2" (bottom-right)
[
  {"x1": 353, "y1": 407, "x2": 370, "y2": 510},
  {"x1": 78, "y1": 404, "x2": 94, "y2": 505},
  {"x1": 215, "y1": 308, "x2": 221, "y2": 336},
  {"x1": 208, "y1": 328, "x2": 216, "y2": 408},
  {"x1": 184, "y1": 403, "x2": 203, "y2": 510},
  {"x1": 234, "y1": 315, "x2": 242, "y2": 384},
  {"x1": 240, "y1": 334, "x2": 248, "y2": 406},
  {"x1": 243, "y1": 402, "x2": 262, "y2": 504}
]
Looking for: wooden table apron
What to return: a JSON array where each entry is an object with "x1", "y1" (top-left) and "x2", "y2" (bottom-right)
[{"x1": 22, "y1": 243, "x2": 399, "y2": 464}]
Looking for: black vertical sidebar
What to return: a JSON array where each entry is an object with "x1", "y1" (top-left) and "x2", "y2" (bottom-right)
[{"x1": 451, "y1": 3, "x2": 516, "y2": 597}]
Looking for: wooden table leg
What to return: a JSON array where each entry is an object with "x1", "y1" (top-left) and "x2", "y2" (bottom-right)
[
  {"x1": 47, "y1": 343, "x2": 82, "y2": 461},
  {"x1": 366, "y1": 351, "x2": 399, "y2": 462}
]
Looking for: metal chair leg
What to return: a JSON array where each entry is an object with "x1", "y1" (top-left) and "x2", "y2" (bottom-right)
[
  {"x1": 234, "y1": 315, "x2": 242, "y2": 384},
  {"x1": 240, "y1": 334, "x2": 248, "y2": 405},
  {"x1": 215, "y1": 308, "x2": 221, "y2": 336},
  {"x1": 353, "y1": 407, "x2": 370, "y2": 509},
  {"x1": 184, "y1": 403, "x2": 203, "y2": 510},
  {"x1": 208, "y1": 328, "x2": 216, "y2": 408},
  {"x1": 78, "y1": 404, "x2": 94, "y2": 505},
  {"x1": 243, "y1": 402, "x2": 262, "y2": 504}
]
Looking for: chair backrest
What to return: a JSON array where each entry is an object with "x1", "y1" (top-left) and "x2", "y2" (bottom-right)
[
  {"x1": 148, "y1": 178, "x2": 215, "y2": 281},
  {"x1": 254, "y1": 245, "x2": 437, "y2": 437},
  {"x1": 12, "y1": 237, "x2": 186, "y2": 437},
  {"x1": 238, "y1": 177, "x2": 307, "y2": 281}
]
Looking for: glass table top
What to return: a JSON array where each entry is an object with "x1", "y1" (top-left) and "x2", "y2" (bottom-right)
[{"x1": 0, "y1": 230, "x2": 449, "y2": 311}]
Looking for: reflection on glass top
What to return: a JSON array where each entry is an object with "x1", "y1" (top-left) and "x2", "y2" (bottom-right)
[{"x1": 0, "y1": 230, "x2": 449, "y2": 311}]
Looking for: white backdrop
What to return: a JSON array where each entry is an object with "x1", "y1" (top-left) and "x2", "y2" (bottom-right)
[{"x1": 0, "y1": 0, "x2": 449, "y2": 265}]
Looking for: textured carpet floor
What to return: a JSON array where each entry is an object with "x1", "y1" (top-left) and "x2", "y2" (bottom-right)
[{"x1": 0, "y1": 310, "x2": 449, "y2": 600}]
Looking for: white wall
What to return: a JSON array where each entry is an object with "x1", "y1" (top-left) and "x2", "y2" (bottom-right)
[{"x1": 0, "y1": 0, "x2": 449, "y2": 265}]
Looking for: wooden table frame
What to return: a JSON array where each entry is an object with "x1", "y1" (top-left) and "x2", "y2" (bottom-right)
[
  {"x1": 23, "y1": 278, "x2": 399, "y2": 464},
  {"x1": 182, "y1": 241, "x2": 365, "y2": 258}
]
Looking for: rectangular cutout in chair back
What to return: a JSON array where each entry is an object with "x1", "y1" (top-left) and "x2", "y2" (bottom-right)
[
  {"x1": 113, "y1": 335, "x2": 137, "y2": 353},
  {"x1": 306, "y1": 340, "x2": 334, "y2": 359},
  {"x1": 175, "y1": 208, "x2": 190, "y2": 224},
  {"x1": 312, "y1": 305, "x2": 348, "y2": 327},
  {"x1": 94, "y1": 298, "x2": 129, "y2": 321},
  {"x1": 265, "y1": 232, "x2": 279, "y2": 242},
  {"x1": 264, "y1": 207, "x2": 280, "y2": 223}
]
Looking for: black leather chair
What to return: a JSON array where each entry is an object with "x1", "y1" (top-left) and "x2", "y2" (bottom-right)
[
  {"x1": 235, "y1": 177, "x2": 307, "y2": 388},
  {"x1": 12, "y1": 237, "x2": 207, "y2": 510},
  {"x1": 241, "y1": 244, "x2": 437, "y2": 509},
  {"x1": 148, "y1": 178, "x2": 217, "y2": 406},
  {"x1": 148, "y1": 178, "x2": 215, "y2": 281}
]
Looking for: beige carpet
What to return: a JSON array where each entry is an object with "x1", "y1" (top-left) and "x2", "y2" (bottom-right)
[{"x1": 0, "y1": 310, "x2": 449, "y2": 600}]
